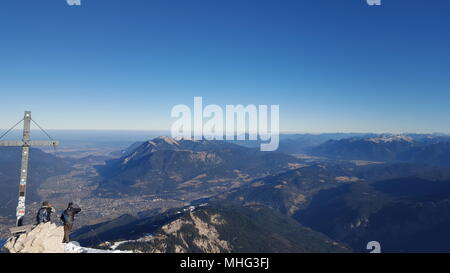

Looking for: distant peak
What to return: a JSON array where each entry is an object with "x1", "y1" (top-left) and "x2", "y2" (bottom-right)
[
  {"x1": 151, "y1": 136, "x2": 180, "y2": 146},
  {"x1": 367, "y1": 135, "x2": 413, "y2": 143}
]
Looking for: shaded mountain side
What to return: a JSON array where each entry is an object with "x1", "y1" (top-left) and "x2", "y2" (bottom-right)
[
  {"x1": 397, "y1": 142, "x2": 450, "y2": 167},
  {"x1": 295, "y1": 177, "x2": 450, "y2": 252},
  {"x1": 72, "y1": 209, "x2": 182, "y2": 246},
  {"x1": 216, "y1": 162, "x2": 450, "y2": 217},
  {"x1": 73, "y1": 203, "x2": 350, "y2": 253},
  {"x1": 211, "y1": 162, "x2": 450, "y2": 252},
  {"x1": 307, "y1": 135, "x2": 450, "y2": 168},
  {"x1": 276, "y1": 133, "x2": 377, "y2": 154},
  {"x1": 229, "y1": 133, "x2": 374, "y2": 154},
  {"x1": 308, "y1": 136, "x2": 415, "y2": 162},
  {"x1": 217, "y1": 163, "x2": 359, "y2": 215},
  {"x1": 0, "y1": 147, "x2": 73, "y2": 216},
  {"x1": 96, "y1": 137, "x2": 302, "y2": 197}
]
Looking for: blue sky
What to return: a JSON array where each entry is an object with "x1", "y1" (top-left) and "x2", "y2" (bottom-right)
[{"x1": 0, "y1": 0, "x2": 449, "y2": 133}]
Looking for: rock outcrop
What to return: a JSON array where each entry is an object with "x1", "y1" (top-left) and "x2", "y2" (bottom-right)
[
  {"x1": 5, "y1": 222, "x2": 65, "y2": 253},
  {"x1": 101, "y1": 204, "x2": 351, "y2": 253}
]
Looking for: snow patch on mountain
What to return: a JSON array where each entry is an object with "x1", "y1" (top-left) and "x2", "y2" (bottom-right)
[
  {"x1": 156, "y1": 136, "x2": 180, "y2": 145},
  {"x1": 65, "y1": 241, "x2": 132, "y2": 253},
  {"x1": 367, "y1": 135, "x2": 413, "y2": 143}
]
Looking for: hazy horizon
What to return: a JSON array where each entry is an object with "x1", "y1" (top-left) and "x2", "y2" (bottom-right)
[{"x1": 1, "y1": 129, "x2": 448, "y2": 142}]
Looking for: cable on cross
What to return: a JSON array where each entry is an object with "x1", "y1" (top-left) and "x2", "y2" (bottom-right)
[
  {"x1": 31, "y1": 118, "x2": 55, "y2": 141},
  {"x1": 0, "y1": 118, "x2": 24, "y2": 140}
]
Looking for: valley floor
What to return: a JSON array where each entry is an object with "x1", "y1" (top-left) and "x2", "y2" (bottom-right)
[{"x1": 0, "y1": 154, "x2": 188, "y2": 239}]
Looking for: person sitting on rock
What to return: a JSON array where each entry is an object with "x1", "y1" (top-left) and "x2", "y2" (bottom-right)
[
  {"x1": 36, "y1": 201, "x2": 56, "y2": 224},
  {"x1": 60, "y1": 202, "x2": 81, "y2": 243}
]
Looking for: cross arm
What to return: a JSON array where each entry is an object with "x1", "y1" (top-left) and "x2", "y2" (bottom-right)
[
  {"x1": 29, "y1": 140, "x2": 59, "y2": 146},
  {"x1": 0, "y1": 140, "x2": 59, "y2": 147},
  {"x1": 0, "y1": 140, "x2": 23, "y2": 146}
]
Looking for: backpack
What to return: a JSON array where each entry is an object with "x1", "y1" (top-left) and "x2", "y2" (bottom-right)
[
  {"x1": 61, "y1": 209, "x2": 72, "y2": 225},
  {"x1": 37, "y1": 208, "x2": 49, "y2": 224}
]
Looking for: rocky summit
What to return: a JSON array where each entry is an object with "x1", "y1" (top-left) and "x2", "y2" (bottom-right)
[
  {"x1": 3, "y1": 223, "x2": 130, "y2": 253},
  {"x1": 5, "y1": 223, "x2": 65, "y2": 253}
]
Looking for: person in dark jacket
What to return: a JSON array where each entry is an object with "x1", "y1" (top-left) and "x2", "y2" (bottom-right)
[
  {"x1": 61, "y1": 202, "x2": 81, "y2": 243},
  {"x1": 36, "y1": 201, "x2": 55, "y2": 224}
]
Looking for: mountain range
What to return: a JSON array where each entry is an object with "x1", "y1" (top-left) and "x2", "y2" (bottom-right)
[
  {"x1": 217, "y1": 162, "x2": 450, "y2": 252},
  {"x1": 308, "y1": 134, "x2": 450, "y2": 167},
  {"x1": 73, "y1": 203, "x2": 350, "y2": 253},
  {"x1": 96, "y1": 136, "x2": 302, "y2": 197},
  {"x1": 4, "y1": 133, "x2": 450, "y2": 253},
  {"x1": 84, "y1": 134, "x2": 450, "y2": 252},
  {"x1": 296, "y1": 175, "x2": 450, "y2": 252}
]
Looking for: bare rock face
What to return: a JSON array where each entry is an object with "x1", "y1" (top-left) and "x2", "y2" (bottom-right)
[
  {"x1": 5, "y1": 222, "x2": 65, "y2": 253},
  {"x1": 131, "y1": 210, "x2": 232, "y2": 253}
]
